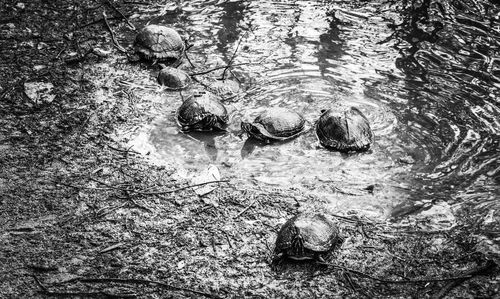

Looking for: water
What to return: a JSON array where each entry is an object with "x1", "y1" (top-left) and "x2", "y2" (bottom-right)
[{"x1": 122, "y1": 0, "x2": 500, "y2": 221}]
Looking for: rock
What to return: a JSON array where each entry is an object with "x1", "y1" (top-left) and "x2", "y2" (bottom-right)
[
  {"x1": 24, "y1": 82, "x2": 56, "y2": 104},
  {"x1": 192, "y1": 164, "x2": 221, "y2": 197},
  {"x1": 33, "y1": 65, "x2": 46, "y2": 71}
]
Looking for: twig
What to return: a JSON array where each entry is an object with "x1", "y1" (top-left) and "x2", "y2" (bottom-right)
[
  {"x1": 184, "y1": 42, "x2": 195, "y2": 68},
  {"x1": 79, "y1": 15, "x2": 124, "y2": 29},
  {"x1": 333, "y1": 186, "x2": 364, "y2": 196},
  {"x1": 136, "y1": 180, "x2": 229, "y2": 195},
  {"x1": 100, "y1": 242, "x2": 126, "y2": 254},
  {"x1": 221, "y1": 36, "x2": 244, "y2": 80},
  {"x1": 433, "y1": 260, "x2": 497, "y2": 299},
  {"x1": 57, "y1": 179, "x2": 229, "y2": 196},
  {"x1": 35, "y1": 275, "x2": 135, "y2": 298},
  {"x1": 0, "y1": 83, "x2": 18, "y2": 100},
  {"x1": 74, "y1": 277, "x2": 221, "y2": 298},
  {"x1": 317, "y1": 262, "x2": 482, "y2": 284},
  {"x1": 223, "y1": 231, "x2": 233, "y2": 249},
  {"x1": 55, "y1": 180, "x2": 112, "y2": 191},
  {"x1": 33, "y1": 275, "x2": 48, "y2": 292},
  {"x1": 330, "y1": 214, "x2": 364, "y2": 224},
  {"x1": 127, "y1": 197, "x2": 153, "y2": 212},
  {"x1": 189, "y1": 62, "x2": 259, "y2": 76},
  {"x1": 89, "y1": 177, "x2": 129, "y2": 191},
  {"x1": 103, "y1": 0, "x2": 135, "y2": 30},
  {"x1": 123, "y1": 1, "x2": 150, "y2": 5},
  {"x1": 106, "y1": 143, "x2": 140, "y2": 154},
  {"x1": 102, "y1": 11, "x2": 127, "y2": 53},
  {"x1": 234, "y1": 199, "x2": 256, "y2": 219},
  {"x1": 95, "y1": 202, "x2": 128, "y2": 218}
]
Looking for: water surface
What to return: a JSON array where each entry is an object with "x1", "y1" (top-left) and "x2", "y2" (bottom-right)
[{"x1": 124, "y1": 0, "x2": 500, "y2": 220}]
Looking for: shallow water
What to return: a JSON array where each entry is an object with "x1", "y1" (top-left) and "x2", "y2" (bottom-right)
[{"x1": 123, "y1": 0, "x2": 500, "y2": 220}]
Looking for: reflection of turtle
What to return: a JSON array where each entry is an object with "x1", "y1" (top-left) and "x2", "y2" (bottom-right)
[
  {"x1": 134, "y1": 25, "x2": 185, "y2": 62},
  {"x1": 274, "y1": 213, "x2": 341, "y2": 263},
  {"x1": 241, "y1": 108, "x2": 305, "y2": 142},
  {"x1": 157, "y1": 66, "x2": 191, "y2": 90},
  {"x1": 316, "y1": 107, "x2": 374, "y2": 152},
  {"x1": 176, "y1": 92, "x2": 229, "y2": 132}
]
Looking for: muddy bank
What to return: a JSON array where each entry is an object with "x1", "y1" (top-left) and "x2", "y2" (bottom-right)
[{"x1": 1, "y1": 0, "x2": 499, "y2": 298}]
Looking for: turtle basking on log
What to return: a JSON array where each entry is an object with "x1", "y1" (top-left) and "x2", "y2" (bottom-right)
[{"x1": 316, "y1": 107, "x2": 374, "y2": 152}]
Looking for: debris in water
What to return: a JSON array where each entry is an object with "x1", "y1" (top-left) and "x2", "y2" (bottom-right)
[{"x1": 192, "y1": 164, "x2": 221, "y2": 197}]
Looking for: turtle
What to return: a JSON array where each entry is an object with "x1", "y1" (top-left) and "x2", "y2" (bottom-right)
[
  {"x1": 241, "y1": 107, "x2": 306, "y2": 142},
  {"x1": 316, "y1": 107, "x2": 374, "y2": 152},
  {"x1": 273, "y1": 213, "x2": 341, "y2": 263},
  {"x1": 134, "y1": 25, "x2": 185, "y2": 62},
  {"x1": 207, "y1": 79, "x2": 241, "y2": 101},
  {"x1": 176, "y1": 91, "x2": 229, "y2": 132},
  {"x1": 157, "y1": 65, "x2": 191, "y2": 90}
]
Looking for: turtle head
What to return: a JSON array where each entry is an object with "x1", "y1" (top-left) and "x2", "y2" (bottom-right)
[
  {"x1": 290, "y1": 226, "x2": 305, "y2": 257},
  {"x1": 271, "y1": 252, "x2": 285, "y2": 267},
  {"x1": 238, "y1": 122, "x2": 250, "y2": 137},
  {"x1": 206, "y1": 115, "x2": 227, "y2": 131}
]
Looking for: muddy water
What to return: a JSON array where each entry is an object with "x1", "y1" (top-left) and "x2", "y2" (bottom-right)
[{"x1": 124, "y1": 0, "x2": 500, "y2": 220}]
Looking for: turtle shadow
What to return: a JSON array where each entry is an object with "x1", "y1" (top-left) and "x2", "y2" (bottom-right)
[
  {"x1": 315, "y1": 143, "x2": 374, "y2": 157},
  {"x1": 183, "y1": 130, "x2": 227, "y2": 161},
  {"x1": 271, "y1": 258, "x2": 335, "y2": 280}
]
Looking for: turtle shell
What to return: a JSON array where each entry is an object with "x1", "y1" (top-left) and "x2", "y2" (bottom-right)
[
  {"x1": 316, "y1": 107, "x2": 374, "y2": 152},
  {"x1": 176, "y1": 91, "x2": 229, "y2": 132},
  {"x1": 134, "y1": 25, "x2": 185, "y2": 62},
  {"x1": 208, "y1": 79, "x2": 241, "y2": 101},
  {"x1": 241, "y1": 107, "x2": 305, "y2": 142},
  {"x1": 274, "y1": 213, "x2": 340, "y2": 261},
  {"x1": 157, "y1": 67, "x2": 191, "y2": 90}
]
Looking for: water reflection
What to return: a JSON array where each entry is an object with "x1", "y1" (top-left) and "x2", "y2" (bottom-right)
[
  {"x1": 317, "y1": 10, "x2": 345, "y2": 76},
  {"x1": 217, "y1": 0, "x2": 248, "y2": 51}
]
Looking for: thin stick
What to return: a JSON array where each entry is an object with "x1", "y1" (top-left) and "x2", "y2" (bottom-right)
[
  {"x1": 33, "y1": 275, "x2": 48, "y2": 292},
  {"x1": 222, "y1": 36, "x2": 244, "y2": 80},
  {"x1": 104, "y1": 0, "x2": 135, "y2": 30},
  {"x1": 106, "y1": 143, "x2": 140, "y2": 154},
  {"x1": 433, "y1": 261, "x2": 497, "y2": 299},
  {"x1": 123, "y1": 1, "x2": 150, "y2": 5},
  {"x1": 89, "y1": 177, "x2": 128, "y2": 191},
  {"x1": 234, "y1": 199, "x2": 256, "y2": 219},
  {"x1": 189, "y1": 62, "x2": 258, "y2": 76},
  {"x1": 136, "y1": 180, "x2": 229, "y2": 195},
  {"x1": 102, "y1": 11, "x2": 127, "y2": 53},
  {"x1": 184, "y1": 42, "x2": 195, "y2": 68},
  {"x1": 317, "y1": 262, "x2": 477, "y2": 284},
  {"x1": 55, "y1": 180, "x2": 113, "y2": 191},
  {"x1": 75, "y1": 277, "x2": 220, "y2": 298},
  {"x1": 80, "y1": 15, "x2": 124, "y2": 29},
  {"x1": 57, "y1": 179, "x2": 229, "y2": 195}
]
